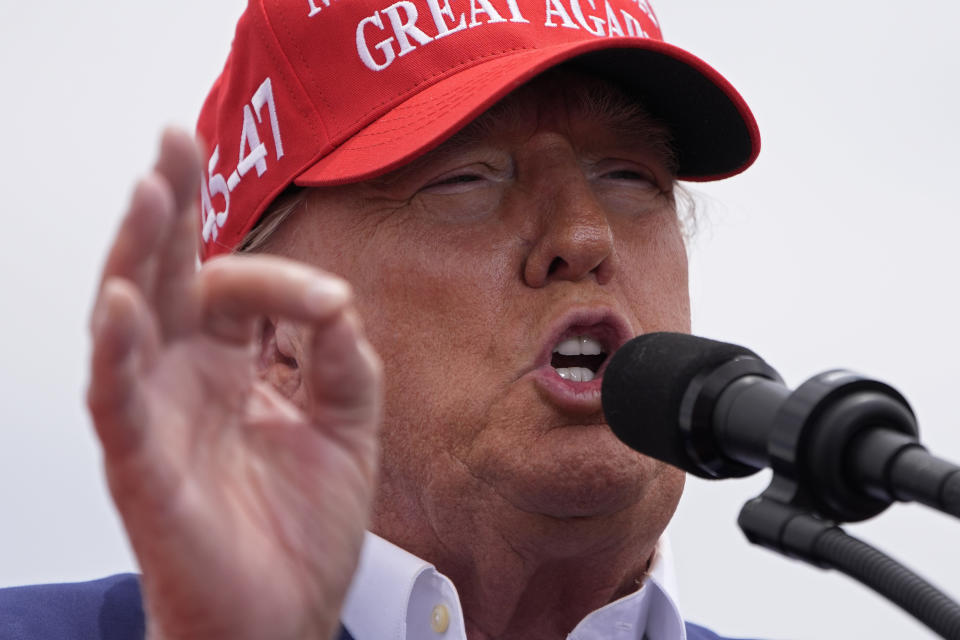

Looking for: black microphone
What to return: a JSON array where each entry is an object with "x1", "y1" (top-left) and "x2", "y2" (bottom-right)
[
  {"x1": 601, "y1": 332, "x2": 960, "y2": 523},
  {"x1": 601, "y1": 332, "x2": 781, "y2": 480}
]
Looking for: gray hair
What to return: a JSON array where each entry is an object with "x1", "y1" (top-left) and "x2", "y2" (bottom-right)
[{"x1": 236, "y1": 186, "x2": 308, "y2": 254}]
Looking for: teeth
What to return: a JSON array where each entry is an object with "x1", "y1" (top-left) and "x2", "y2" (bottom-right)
[
  {"x1": 555, "y1": 367, "x2": 596, "y2": 383},
  {"x1": 553, "y1": 335, "x2": 603, "y2": 356},
  {"x1": 554, "y1": 337, "x2": 581, "y2": 355},
  {"x1": 580, "y1": 336, "x2": 602, "y2": 356}
]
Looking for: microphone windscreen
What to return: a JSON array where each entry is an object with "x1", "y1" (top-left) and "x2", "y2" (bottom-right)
[{"x1": 601, "y1": 332, "x2": 758, "y2": 476}]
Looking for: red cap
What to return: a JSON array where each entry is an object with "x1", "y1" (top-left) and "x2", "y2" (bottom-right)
[{"x1": 197, "y1": 0, "x2": 760, "y2": 258}]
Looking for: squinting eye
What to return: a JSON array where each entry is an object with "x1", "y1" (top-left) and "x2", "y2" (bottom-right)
[
  {"x1": 603, "y1": 169, "x2": 653, "y2": 183},
  {"x1": 429, "y1": 174, "x2": 482, "y2": 187},
  {"x1": 420, "y1": 172, "x2": 488, "y2": 195}
]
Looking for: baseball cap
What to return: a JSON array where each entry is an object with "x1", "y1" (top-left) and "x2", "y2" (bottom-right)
[{"x1": 197, "y1": 0, "x2": 760, "y2": 258}]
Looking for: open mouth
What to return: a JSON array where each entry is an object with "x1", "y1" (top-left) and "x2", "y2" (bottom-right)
[
  {"x1": 550, "y1": 335, "x2": 608, "y2": 382},
  {"x1": 531, "y1": 311, "x2": 632, "y2": 412}
]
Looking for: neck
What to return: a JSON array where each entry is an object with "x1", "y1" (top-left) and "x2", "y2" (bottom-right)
[
  {"x1": 373, "y1": 505, "x2": 660, "y2": 640},
  {"x1": 453, "y1": 524, "x2": 656, "y2": 640}
]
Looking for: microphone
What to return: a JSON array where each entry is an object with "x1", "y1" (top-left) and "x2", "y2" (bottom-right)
[
  {"x1": 601, "y1": 332, "x2": 960, "y2": 523},
  {"x1": 601, "y1": 332, "x2": 780, "y2": 480}
]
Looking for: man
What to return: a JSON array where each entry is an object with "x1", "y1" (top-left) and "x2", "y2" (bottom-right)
[{"x1": 1, "y1": 0, "x2": 760, "y2": 638}]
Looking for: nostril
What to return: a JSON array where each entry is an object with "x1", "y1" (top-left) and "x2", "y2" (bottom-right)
[{"x1": 547, "y1": 257, "x2": 565, "y2": 275}]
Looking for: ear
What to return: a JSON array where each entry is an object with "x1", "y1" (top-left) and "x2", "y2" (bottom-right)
[{"x1": 257, "y1": 317, "x2": 305, "y2": 404}]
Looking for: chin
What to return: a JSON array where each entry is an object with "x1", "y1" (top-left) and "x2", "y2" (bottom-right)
[{"x1": 499, "y1": 423, "x2": 682, "y2": 520}]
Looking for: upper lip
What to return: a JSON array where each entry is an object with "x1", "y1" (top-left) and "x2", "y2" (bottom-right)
[{"x1": 532, "y1": 307, "x2": 635, "y2": 376}]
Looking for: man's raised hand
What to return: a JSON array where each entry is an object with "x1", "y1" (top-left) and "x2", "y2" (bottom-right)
[{"x1": 87, "y1": 129, "x2": 382, "y2": 640}]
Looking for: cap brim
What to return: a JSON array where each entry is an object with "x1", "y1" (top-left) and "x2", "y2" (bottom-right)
[{"x1": 295, "y1": 38, "x2": 759, "y2": 187}]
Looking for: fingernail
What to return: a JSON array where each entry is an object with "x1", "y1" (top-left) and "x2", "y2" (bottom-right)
[{"x1": 304, "y1": 277, "x2": 350, "y2": 315}]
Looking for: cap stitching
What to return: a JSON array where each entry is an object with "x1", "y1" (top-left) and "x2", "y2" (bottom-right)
[
  {"x1": 258, "y1": 0, "x2": 332, "y2": 134},
  {"x1": 350, "y1": 77, "x2": 485, "y2": 137},
  {"x1": 268, "y1": 1, "x2": 336, "y2": 115},
  {"x1": 337, "y1": 44, "x2": 541, "y2": 136},
  {"x1": 356, "y1": 63, "x2": 505, "y2": 131},
  {"x1": 339, "y1": 71, "x2": 502, "y2": 151}
]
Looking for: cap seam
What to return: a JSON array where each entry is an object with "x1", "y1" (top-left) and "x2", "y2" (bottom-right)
[
  {"x1": 353, "y1": 63, "x2": 506, "y2": 132},
  {"x1": 352, "y1": 78, "x2": 488, "y2": 136},
  {"x1": 337, "y1": 69, "x2": 505, "y2": 151},
  {"x1": 334, "y1": 43, "x2": 542, "y2": 142},
  {"x1": 258, "y1": 0, "x2": 330, "y2": 141}
]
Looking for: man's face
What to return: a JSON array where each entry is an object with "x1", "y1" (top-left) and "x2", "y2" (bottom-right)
[{"x1": 268, "y1": 74, "x2": 688, "y2": 552}]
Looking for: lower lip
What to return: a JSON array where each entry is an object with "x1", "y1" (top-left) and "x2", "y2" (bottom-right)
[{"x1": 529, "y1": 365, "x2": 604, "y2": 414}]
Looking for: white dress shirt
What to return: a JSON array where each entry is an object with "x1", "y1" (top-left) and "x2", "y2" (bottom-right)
[{"x1": 341, "y1": 532, "x2": 687, "y2": 640}]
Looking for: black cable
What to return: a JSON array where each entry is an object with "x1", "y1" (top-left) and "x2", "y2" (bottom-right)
[{"x1": 813, "y1": 527, "x2": 960, "y2": 639}]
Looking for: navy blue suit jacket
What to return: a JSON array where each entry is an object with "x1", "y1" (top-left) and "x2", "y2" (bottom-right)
[{"x1": 0, "y1": 574, "x2": 747, "y2": 639}]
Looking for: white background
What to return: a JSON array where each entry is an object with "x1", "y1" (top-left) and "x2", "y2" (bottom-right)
[{"x1": 1, "y1": 1, "x2": 958, "y2": 639}]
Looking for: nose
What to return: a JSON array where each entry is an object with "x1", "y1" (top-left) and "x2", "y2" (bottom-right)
[{"x1": 522, "y1": 174, "x2": 616, "y2": 288}]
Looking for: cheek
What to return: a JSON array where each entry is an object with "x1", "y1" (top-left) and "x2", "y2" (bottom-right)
[
  {"x1": 349, "y1": 232, "x2": 526, "y2": 503},
  {"x1": 277, "y1": 206, "x2": 523, "y2": 498},
  {"x1": 347, "y1": 229, "x2": 520, "y2": 432},
  {"x1": 617, "y1": 214, "x2": 690, "y2": 332}
]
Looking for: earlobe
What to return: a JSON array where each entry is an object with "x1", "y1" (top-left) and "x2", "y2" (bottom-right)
[{"x1": 257, "y1": 318, "x2": 303, "y2": 402}]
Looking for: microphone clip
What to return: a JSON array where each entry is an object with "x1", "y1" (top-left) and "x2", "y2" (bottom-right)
[{"x1": 750, "y1": 369, "x2": 918, "y2": 524}]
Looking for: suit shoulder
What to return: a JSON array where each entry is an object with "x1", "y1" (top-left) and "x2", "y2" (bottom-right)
[{"x1": 0, "y1": 574, "x2": 145, "y2": 640}]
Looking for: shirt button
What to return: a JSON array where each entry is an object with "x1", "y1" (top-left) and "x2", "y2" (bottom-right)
[{"x1": 430, "y1": 603, "x2": 450, "y2": 633}]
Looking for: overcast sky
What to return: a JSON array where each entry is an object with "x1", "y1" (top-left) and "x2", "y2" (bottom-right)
[{"x1": 1, "y1": 2, "x2": 958, "y2": 639}]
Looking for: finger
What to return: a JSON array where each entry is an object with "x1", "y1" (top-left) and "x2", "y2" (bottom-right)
[
  {"x1": 198, "y1": 255, "x2": 352, "y2": 345},
  {"x1": 87, "y1": 278, "x2": 161, "y2": 461},
  {"x1": 154, "y1": 127, "x2": 203, "y2": 214},
  {"x1": 148, "y1": 128, "x2": 204, "y2": 339},
  {"x1": 94, "y1": 173, "x2": 175, "y2": 322},
  {"x1": 305, "y1": 308, "x2": 383, "y2": 437}
]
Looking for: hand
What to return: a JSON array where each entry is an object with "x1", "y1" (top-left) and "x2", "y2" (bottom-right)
[{"x1": 87, "y1": 129, "x2": 382, "y2": 640}]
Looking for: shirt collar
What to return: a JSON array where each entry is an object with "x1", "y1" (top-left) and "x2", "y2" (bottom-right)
[{"x1": 341, "y1": 532, "x2": 686, "y2": 640}]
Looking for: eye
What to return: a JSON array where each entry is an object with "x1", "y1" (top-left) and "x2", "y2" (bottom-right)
[
  {"x1": 410, "y1": 162, "x2": 508, "y2": 223},
  {"x1": 600, "y1": 167, "x2": 656, "y2": 185},
  {"x1": 603, "y1": 169, "x2": 653, "y2": 182},
  {"x1": 424, "y1": 173, "x2": 484, "y2": 191},
  {"x1": 591, "y1": 157, "x2": 675, "y2": 199},
  {"x1": 417, "y1": 163, "x2": 503, "y2": 196}
]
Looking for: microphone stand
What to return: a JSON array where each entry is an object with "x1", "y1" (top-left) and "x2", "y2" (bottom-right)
[
  {"x1": 739, "y1": 498, "x2": 960, "y2": 639},
  {"x1": 733, "y1": 370, "x2": 960, "y2": 638}
]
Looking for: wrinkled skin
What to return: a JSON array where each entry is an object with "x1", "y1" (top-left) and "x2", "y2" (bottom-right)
[
  {"x1": 88, "y1": 74, "x2": 687, "y2": 640},
  {"x1": 264, "y1": 76, "x2": 689, "y2": 639}
]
